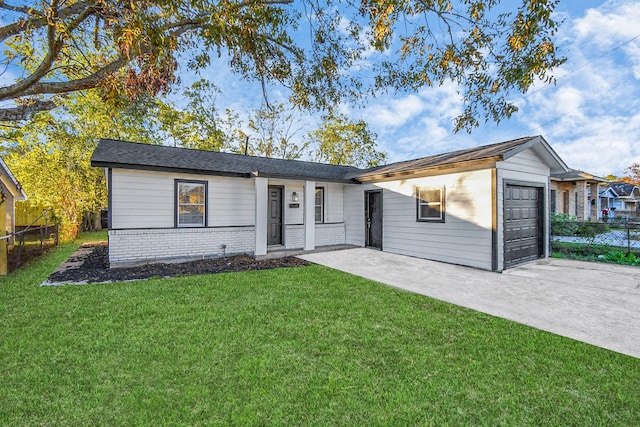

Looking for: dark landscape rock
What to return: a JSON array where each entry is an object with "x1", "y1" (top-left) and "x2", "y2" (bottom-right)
[{"x1": 46, "y1": 243, "x2": 309, "y2": 284}]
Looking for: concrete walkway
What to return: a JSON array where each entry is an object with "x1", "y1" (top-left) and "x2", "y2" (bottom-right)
[{"x1": 299, "y1": 248, "x2": 640, "y2": 359}]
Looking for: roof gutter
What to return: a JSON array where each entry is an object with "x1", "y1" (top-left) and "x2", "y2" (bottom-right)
[
  {"x1": 250, "y1": 170, "x2": 360, "y2": 184},
  {"x1": 90, "y1": 161, "x2": 252, "y2": 179},
  {"x1": 92, "y1": 162, "x2": 361, "y2": 184}
]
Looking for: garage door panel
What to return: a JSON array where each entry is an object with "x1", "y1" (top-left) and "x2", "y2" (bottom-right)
[{"x1": 504, "y1": 184, "x2": 543, "y2": 268}]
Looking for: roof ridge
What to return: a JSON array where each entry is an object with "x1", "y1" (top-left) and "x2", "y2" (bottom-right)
[
  {"x1": 365, "y1": 136, "x2": 538, "y2": 171},
  {"x1": 99, "y1": 138, "x2": 362, "y2": 170}
]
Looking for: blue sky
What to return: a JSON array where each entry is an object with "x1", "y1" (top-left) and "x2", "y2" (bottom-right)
[
  {"x1": 0, "y1": 1, "x2": 636, "y2": 177},
  {"x1": 197, "y1": 0, "x2": 640, "y2": 177}
]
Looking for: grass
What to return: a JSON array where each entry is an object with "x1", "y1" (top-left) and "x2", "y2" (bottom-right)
[{"x1": 1, "y1": 232, "x2": 639, "y2": 425}]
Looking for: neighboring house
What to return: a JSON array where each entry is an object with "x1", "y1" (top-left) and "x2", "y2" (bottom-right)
[
  {"x1": 91, "y1": 135, "x2": 568, "y2": 272},
  {"x1": 0, "y1": 156, "x2": 28, "y2": 247},
  {"x1": 599, "y1": 182, "x2": 640, "y2": 219},
  {"x1": 550, "y1": 169, "x2": 609, "y2": 221}
]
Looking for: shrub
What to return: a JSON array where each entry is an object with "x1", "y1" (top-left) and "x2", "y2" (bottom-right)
[
  {"x1": 551, "y1": 242, "x2": 640, "y2": 266},
  {"x1": 603, "y1": 251, "x2": 640, "y2": 266},
  {"x1": 575, "y1": 222, "x2": 609, "y2": 237},
  {"x1": 550, "y1": 213, "x2": 580, "y2": 236},
  {"x1": 550, "y1": 214, "x2": 609, "y2": 237}
]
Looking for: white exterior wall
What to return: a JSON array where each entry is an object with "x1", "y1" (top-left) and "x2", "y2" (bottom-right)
[
  {"x1": 109, "y1": 168, "x2": 256, "y2": 264},
  {"x1": 284, "y1": 224, "x2": 304, "y2": 249},
  {"x1": 109, "y1": 170, "x2": 350, "y2": 264},
  {"x1": 110, "y1": 169, "x2": 255, "y2": 229},
  {"x1": 496, "y1": 149, "x2": 551, "y2": 271},
  {"x1": 323, "y1": 182, "x2": 344, "y2": 223},
  {"x1": 344, "y1": 169, "x2": 494, "y2": 270},
  {"x1": 315, "y1": 222, "x2": 346, "y2": 246},
  {"x1": 270, "y1": 179, "x2": 347, "y2": 249},
  {"x1": 109, "y1": 226, "x2": 254, "y2": 266},
  {"x1": 344, "y1": 183, "x2": 368, "y2": 246}
]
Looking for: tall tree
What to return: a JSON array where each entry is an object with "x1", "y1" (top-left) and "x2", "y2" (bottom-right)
[
  {"x1": 1, "y1": 91, "x2": 167, "y2": 239},
  {"x1": 156, "y1": 79, "x2": 230, "y2": 151},
  {"x1": 0, "y1": 0, "x2": 564, "y2": 131},
  {"x1": 623, "y1": 163, "x2": 640, "y2": 184},
  {"x1": 308, "y1": 114, "x2": 386, "y2": 167},
  {"x1": 247, "y1": 103, "x2": 308, "y2": 160}
]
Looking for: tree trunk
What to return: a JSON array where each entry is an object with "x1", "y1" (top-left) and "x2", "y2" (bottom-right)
[{"x1": 92, "y1": 210, "x2": 102, "y2": 231}]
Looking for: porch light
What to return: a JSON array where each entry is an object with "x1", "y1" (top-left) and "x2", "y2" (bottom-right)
[{"x1": 292, "y1": 192, "x2": 299, "y2": 202}]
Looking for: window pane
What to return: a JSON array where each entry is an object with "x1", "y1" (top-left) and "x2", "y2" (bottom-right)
[
  {"x1": 178, "y1": 205, "x2": 204, "y2": 225},
  {"x1": 420, "y1": 204, "x2": 441, "y2": 219},
  {"x1": 177, "y1": 181, "x2": 206, "y2": 226},
  {"x1": 417, "y1": 186, "x2": 444, "y2": 221},
  {"x1": 179, "y1": 183, "x2": 205, "y2": 204},
  {"x1": 419, "y1": 189, "x2": 440, "y2": 203},
  {"x1": 315, "y1": 188, "x2": 324, "y2": 223}
]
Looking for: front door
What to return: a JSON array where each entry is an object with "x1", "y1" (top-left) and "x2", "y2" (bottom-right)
[
  {"x1": 267, "y1": 186, "x2": 283, "y2": 245},
  {"x1": 365, "y1": 190, "x2": 383, "y2": 249}
]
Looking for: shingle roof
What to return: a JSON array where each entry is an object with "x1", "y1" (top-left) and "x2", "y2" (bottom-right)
[
  {"x1": 356, "y1": 135, "x2": 567, "y2": 179},
  {"x1": 91, "y1": 135, "x2": 568, "y2": 183},
  {"x1": 551, "y1": 168, "x2": 608, "y2": 182},
  {"x1": 608, "y1": 182, "x2": 639, "y2": 197},
  {"x1": 91, "y1": 139, "x2": 363, "y2": 183}
]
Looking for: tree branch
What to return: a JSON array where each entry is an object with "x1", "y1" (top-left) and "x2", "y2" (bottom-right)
[
  {"x1": 231, "y1": 0, "x2": 294, "y2": 10},
  {"x1": 14, "y1": 56, "x2": 128, "y2": 97},
  {"x1": 0, "y1": 1, "x2": 42, "y2": 15},
  {"x1": 0, "y1": 0, "x2": 96, "y2": 42},
  {"x1": 0, "y1": 4, "x2": 98, "y2": 101},
  {"x1": 0, "y1": 99, "x2": 56, "y2": 121}
]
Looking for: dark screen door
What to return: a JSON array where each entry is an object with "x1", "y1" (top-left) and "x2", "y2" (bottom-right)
[
  {"x1": 267, "y1": 186, "x2": 283, "y2": 245},
  {"x1": 365, "y1": 190, "x2": 382, "y2": 249}
]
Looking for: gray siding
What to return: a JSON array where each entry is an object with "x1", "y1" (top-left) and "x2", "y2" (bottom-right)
[
  {"x1": 344, "y1": 183, "x2": 369, "y2": 246},
  {"x1": 343, "y1": 170, "x2": 494, "y2": 269},
  {"x1": 380, "y1": 170, "x2": 493, "y2": 269},
  {"x1": 110, "y1": 169, "x2": 255, "y2": 229}
]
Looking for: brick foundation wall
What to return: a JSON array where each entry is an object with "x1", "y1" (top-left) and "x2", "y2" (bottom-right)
[
  {"x1": 108, "y1": 226, "x2": 255, "y2": 266},
  {"x1": 315, "y1": 223, "x2": 346, "y2": 246},
  {"x1": 283, "y1": 223, "x2": 345, "y2": 249},
  {"x1": 284, "y1": 225, "x2": 304, "y2": 249}
]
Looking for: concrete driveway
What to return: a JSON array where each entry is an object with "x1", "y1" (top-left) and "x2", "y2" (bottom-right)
[{"x1": 299, "y1": 248, "x2": 640, "y2": 359}]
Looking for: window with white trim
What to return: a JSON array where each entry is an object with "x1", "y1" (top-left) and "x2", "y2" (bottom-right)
[
  {"x1": 416, "y1": 186, "x2": 445, "y2": 222},
  {"x1": 176, "y1": 180, "x2": 207, "y2": 227},
  {"x1": 315, "y1": 187, "x2": 324, "y2": 223}
]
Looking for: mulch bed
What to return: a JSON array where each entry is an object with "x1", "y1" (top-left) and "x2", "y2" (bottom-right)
[{"x1": 46, "y1": 243, "x2": 309, "y2": 284}]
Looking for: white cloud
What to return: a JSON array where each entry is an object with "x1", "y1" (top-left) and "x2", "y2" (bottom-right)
[
  {"x1": 368, "y1": 94, "x2": 426, "y2": 128},
  {"x1": 504, "y1": 0, "x2": 640, "y2": 176},
  {"x1": 573, "y1": 2, "x2": 640, "y2": 47},
  {"x1": 552, "y1": 114, "x2": 640, "y2": 176}
]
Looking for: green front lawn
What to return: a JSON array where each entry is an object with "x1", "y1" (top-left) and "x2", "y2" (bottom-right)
[{"x1": 1, "y1": 233, "x2": 639, "y2": 425}]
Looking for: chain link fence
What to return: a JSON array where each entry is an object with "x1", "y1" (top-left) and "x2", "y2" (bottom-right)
[
  {"x1": 551, "y1": 216, "x2": 640, "y2": 263},
  {"x1": 7, "y1": 224, "x2": 60, "y2": 272}
]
